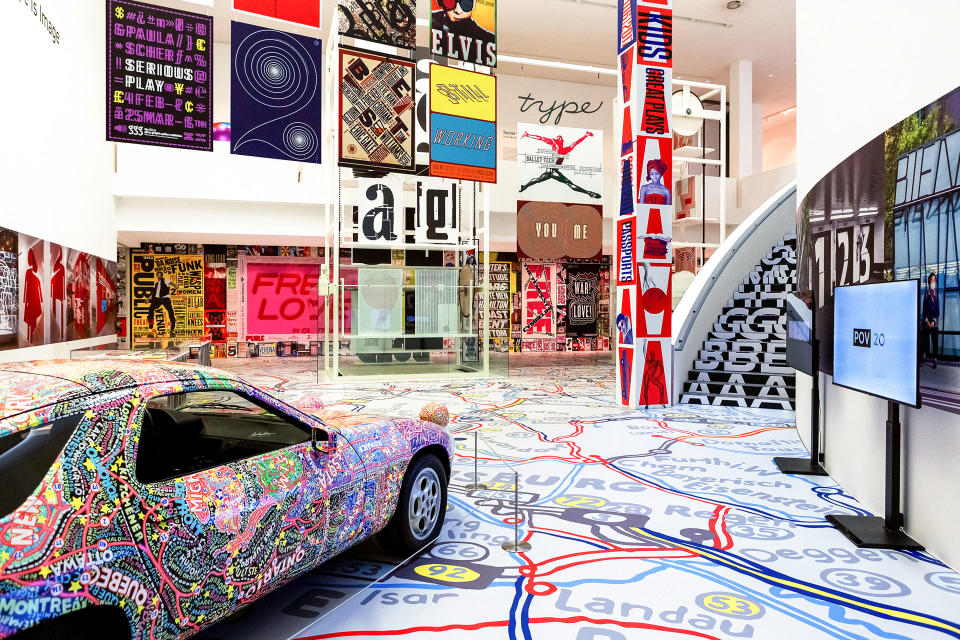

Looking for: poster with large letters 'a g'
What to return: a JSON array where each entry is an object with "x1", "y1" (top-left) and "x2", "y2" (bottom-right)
[
  {"x1": 430, "y1": 0, "x2": 496, "y2": 66},
  {"x1": 107, "y1": 0, "x2": 213, "y2": 151},
  {"x1": 338, "y1": 46, "x2": 416, "y2": 173}
]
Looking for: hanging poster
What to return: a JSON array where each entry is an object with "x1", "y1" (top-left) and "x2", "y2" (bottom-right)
[
  {"x1": 204, "y1": 247, "x2": 226, "y2": 345},
  {"x1": 521, "y1": 263, "x2": 555, "y2": 338},
  {"x1": 0, "y1": 231, "x2": 18, "y2": 350},
  {"x1": 17, "y1": 235, "x2": 46, "y2": 347},
  {"x1": 488, "y1": 262, "x2": 510, "y2": 350},
  {"x1": 413, "y1": 49, "x2": 445, "y2": 174},
  {"x1": 233, "y1": 0, "x2": 321, "y2": 27},
  {"x1": 338, "y1": 46, "x2": 415, "y2": 173},
  {"x1": 566, "y1": 265, "x2": 599, "y2": 336},
  {"x1": 415, "y1": 179, "x2": 458, "y2": 244},
  {"x1": 106, "y1": 0, "x2": 213, "y2": 151},
  {"x1": 617, "y1": 0, "x2": 637, "y2": 54},
  {"x1": 95, "y1": 258, "x2": 118, "y2": 338},
  {"x1": 430, "y1": 0, "x2": 496, "y2": 66},
  {"x1": 231, "y1": 22, "x2": 323, "y2": 163},
  {"x1": 356, "y1": 268, "x2": 403, "y2": 334},
  {"x1": 65, "y1": 250, "x2": 94, "y2": 342},
  {"x1": 516, "y1": 201, "x2": 603, "y2": 261},
  {"x1": 429, "y1": 65, "x2": 496, "y2": 183},
  {"x1": 338, "y1": 0, "x2": 416, "y2": 49},
  {"x1": 357, "y1": 178, "x2": 404, "y2": 243},
  {"x1": 130, "y1": 252, "x2": 204, "y2": 347},
  {"x1": 240, "y1": 257, "x2": 324, "y2": 342},
  {"x1": 617, "y1": 216, "x2": 636, "y2": 286},
  {"x1": 517, "y1": 123, "x2": 602, "y2": 204},
  {"x1": 636, "y1": 136, "x2": 673, "y2": 204}
]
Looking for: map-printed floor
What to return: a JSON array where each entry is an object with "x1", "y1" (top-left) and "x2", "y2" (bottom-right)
[{"x1": 195, "y1": 355, "x2": 960, "y2": 640}]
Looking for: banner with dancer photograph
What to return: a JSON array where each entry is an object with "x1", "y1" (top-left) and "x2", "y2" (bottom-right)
[
  {"x1": 130, "y1": 252, "x2": 204, "y2": 347},
  {"x1": 517, "y1": 123, "x2": 602, "y2": 204}
]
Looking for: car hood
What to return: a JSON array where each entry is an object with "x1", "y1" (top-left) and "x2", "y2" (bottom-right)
[{"x1": 308, "y1": 409, "x2": 452, "y2": 462}]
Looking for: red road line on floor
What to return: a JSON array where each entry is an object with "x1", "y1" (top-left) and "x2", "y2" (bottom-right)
[{"x1": 295, "y1": 616, "x2": 724, "y2": 639}]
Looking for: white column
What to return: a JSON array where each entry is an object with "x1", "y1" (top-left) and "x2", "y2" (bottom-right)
[{"x1": 728, "y1": 60, "x2": 754, "y2": 180}]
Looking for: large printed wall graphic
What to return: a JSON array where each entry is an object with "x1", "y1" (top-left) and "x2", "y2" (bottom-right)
[
  {"x1": 107, "y1": 0, "x2": 213, "y2": 151},
  {"x1": 239, "y1": 256, "x2": 325, "y2": 343},
  {"x1": 517, "y1": 201, "x2": 603, "y2": 261},
  {"x1": 17, "y1": 235, "x2": 45, "y2": 347},
  {"x1": 130, "y1": 252, "x2": 204, "y2": 347},
  {"x1": 231, "y1": 22, "x2": 322, "y2": 164},
  {"x1": 430, "y1": 0, "x2": 496, "y2": 66},
  {"x1": 566, "y1": 264, "x2": 599, "y2": 337},
  {"x1": 517, "y1": 123, "x2": 602, "y2": 203},
  {"x1": 338, "y1": 0, "x2": 416, "y2": 49},
  {"x1": 429, "y1": 65, "x2": 497, "y2": 183},
  {"x1": 338, "y1": 46, "x2": 415, "y2": 173},
  {"x1": 616, "y1": 0, "x2": 672, "y2": 407},
  {"x1": 799, "y1": 85, "x2": 960, "y2": 414},
  {"x1": 487, "y1": 261, "x2": 511, "y2": 351},
  {"x1": 233, "y1": 0, "x2": 321, "y2": 27}
]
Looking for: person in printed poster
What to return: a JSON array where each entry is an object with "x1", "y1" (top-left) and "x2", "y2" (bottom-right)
[
  {"x1": 50, "y1": 246, "x2": 65, "y2": 341},
  {"x1": 519, "y1": 130, "x2": 601, "y2": 199},
  {"x1": 22, "y1": 248, "x2": 43, "y2": 343},
  {"x1": 639, "y1": 158, "x2": 671, "y2": 205},
  {"x1": 148, "y1": 272, "x2": 177, "y2": 336},
  {"x1": 432, "y1": 0, "x2": 495, "y2": 64}
]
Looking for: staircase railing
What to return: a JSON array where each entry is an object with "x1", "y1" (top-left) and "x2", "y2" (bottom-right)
[{"x1": 672, "y1": 181, "x2": 797, "y2": 403}]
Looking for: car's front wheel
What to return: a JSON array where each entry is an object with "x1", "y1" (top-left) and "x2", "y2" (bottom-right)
[{"x1": 378, "y1": 454, "x2": 447, "y2": 555}]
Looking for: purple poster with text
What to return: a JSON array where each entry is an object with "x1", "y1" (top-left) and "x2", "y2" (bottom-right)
[{"x1": 107, "y1": 0, "x2": 213, "y2": 151}]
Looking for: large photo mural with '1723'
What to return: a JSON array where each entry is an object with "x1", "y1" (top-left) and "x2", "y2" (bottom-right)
[{"x1": 798, "y1": 85, "x2": 960, "y2": 413}]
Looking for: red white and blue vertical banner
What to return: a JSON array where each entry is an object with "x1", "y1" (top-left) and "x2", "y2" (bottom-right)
[{"x1": 616, "y1": 0, "x2": 672, "y2": 407}]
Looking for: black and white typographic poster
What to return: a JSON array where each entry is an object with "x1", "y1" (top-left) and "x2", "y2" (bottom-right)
[
  {"x1": 415, "y1": 179, "x2": 458, "y2": 244},
  {"x1": 231, "y1": 21, "x2": 322, "y2": 163},
  {"x1": 357, "y1": 178, "x2": 403, "y2": 244},
  {"x1": 338, "y1": 46, "x2": 416, "y2": 173},
  {"x1": 339, "y1": 0, "x2": 416, "y2": 49},
  {"x1": 566, "y1": 264, "x2": 600, "y2": 336},
  {"x1": 517, "y1": 123, "x2": 603, "y2": 204},
  {"x1": 107, "y1": 0, "x2": 213, "y2": 150}
]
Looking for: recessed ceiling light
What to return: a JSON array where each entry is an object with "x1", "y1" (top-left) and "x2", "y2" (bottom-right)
[
  {"x1": 726, "y1": 0, "x2": 742, "y2": 9},
  {"x1": 768, "y1": 73, "x2": 775, "y2": 78}
]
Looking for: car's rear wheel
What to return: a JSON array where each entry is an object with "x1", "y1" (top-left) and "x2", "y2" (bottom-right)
[{"x1": 378, "y1": 454, "x2": 447, "y2": 555}]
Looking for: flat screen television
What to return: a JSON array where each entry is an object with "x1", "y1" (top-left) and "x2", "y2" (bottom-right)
[{"x1": 832, "y1": 280, "x2": 920, "y2": 407}]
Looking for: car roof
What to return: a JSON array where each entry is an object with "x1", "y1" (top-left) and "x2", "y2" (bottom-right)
[{"x1": 0, "y1": 359, "x2": 238, "y2": 422}]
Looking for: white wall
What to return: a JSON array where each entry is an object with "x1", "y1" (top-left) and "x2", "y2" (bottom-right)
[
  {"x1": 762, "y1": 118, "x2": 796, "y2": 172},
  {"x1": 797, "y1": 0, "x2": 960, "y2": 568},
  {"x1": 1, "y1": 0, "x2": 116, "y2": 261}
]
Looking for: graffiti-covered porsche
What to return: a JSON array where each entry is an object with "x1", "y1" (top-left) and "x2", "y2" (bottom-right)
[{"x1": 0, "y1": 360, "x2": 452, "y2": 639}]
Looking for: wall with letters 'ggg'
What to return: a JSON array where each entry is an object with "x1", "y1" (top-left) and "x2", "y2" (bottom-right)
[{"x1": 796, "y1": 0, "x2": 960, "y2": 568}]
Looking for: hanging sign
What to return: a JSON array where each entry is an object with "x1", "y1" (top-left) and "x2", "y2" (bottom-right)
[
  {"x1": 107, "y1": 0, "x2": 213, "y2": 151},
  {"x1": 416, "y1": 178, "x2": 459, "y2": 244},
  {"x1": 357, "y1": 178, "x2": 403, "y2": 243},
  {"x1": 429, "y1": 65, "x2": 497, "y2": 183}
]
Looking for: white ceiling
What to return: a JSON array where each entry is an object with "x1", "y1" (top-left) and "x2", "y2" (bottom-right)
[{"x1": 168, "y1": 0, "x2": 796, "y2": 124}]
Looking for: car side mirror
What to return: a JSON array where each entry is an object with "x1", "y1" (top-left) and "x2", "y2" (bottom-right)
[{"x1": 311, "y1": 426, "x2": 337, "y2": 454}]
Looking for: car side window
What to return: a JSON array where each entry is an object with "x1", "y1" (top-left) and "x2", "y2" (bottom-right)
[
  {"x1": 0, "y1": 414, "x2": 84, "y2": 518},
  {"x1": 136, "y1": 390, "x2": 311, "y2": 485}
]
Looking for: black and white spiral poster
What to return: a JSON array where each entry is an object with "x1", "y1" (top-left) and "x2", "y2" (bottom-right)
[{"x1": 231, "y1": 21, "x2": 323, "y2": 163}]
